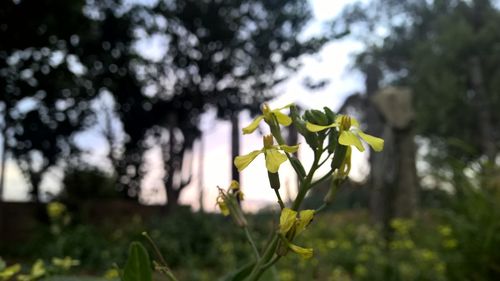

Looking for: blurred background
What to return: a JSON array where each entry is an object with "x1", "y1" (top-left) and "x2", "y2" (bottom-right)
[{"x1": 1, "y1": 0, "x2": 500, "y2": 280}]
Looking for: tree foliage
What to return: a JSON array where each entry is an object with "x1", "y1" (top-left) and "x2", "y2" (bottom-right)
[
  {"x1": 335, "y1": 0, "x2": 500, "y2": 172},
  {"x1": 1, "y1": 0, "x2": 325, "y2": 205}
]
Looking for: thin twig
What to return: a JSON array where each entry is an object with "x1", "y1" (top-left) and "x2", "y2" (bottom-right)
[{"x1": 274, "y1": 188, "x2": 285, "y2": 209}]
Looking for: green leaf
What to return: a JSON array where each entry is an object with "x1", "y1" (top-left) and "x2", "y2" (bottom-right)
[{"x1": 122, "y1": 242, "x2": 152, "y2": 281}]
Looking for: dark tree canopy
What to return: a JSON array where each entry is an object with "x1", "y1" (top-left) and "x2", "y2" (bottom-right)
[
  {"x1": 1, "y1": 0, "x2": 326, "y2": 205},
  {"x1": 0, "y1": 0, "x2": 97, "y2": 201}
]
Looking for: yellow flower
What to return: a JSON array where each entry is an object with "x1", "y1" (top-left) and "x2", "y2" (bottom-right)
[
  {"x1": 234, "y1": 135, "x2": 299, "y2": 173},
  {"x1": 17, "y1": 260, "x2": 46, "y2": 281},
  {"x1": 288, "y1": 244, "x2": 313, "y2": 259},
  {"x1": 103, "y1": 268, "x2": 119, "y2": 280},
  {"x1": 52, "y1": 256, "x2": 80, "y2": 270},
  {"x1": 306, "y1": 114, "x2": 384, "y2": 152},
  {"x1": 242, "y1": 103, "x2": 293, "y2": 134},
  {"x1": 0, "y1": 263, "x2": 21, "y2": 280},
  {"x1": 47, "y1": 202, "x2": 66, "y2": 220},
  {"x1": 278, "y1": 208, "x2": 315, "y2": 259}
]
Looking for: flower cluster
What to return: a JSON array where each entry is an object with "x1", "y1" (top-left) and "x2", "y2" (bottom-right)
[{"x1": 214, "y1": 104, "x2": 384, "y2": 279}]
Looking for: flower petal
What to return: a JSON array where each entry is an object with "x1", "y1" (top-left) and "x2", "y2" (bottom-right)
[
  {"x1": 279, "y1": 144, "x2": 300, "y2": 153},
  {"x1": 279, "y1": 208, "x2": 297, "y2": 234},
  {"x1": 357, "y1": 131, "x2": 384, "y2": 152},
  {"x1": 296, "y1": 209, "x2": 315, "y2": 236},
  {"x1": 350, "y1": 116, "x2": 360, "y2": 128},
  {"x1": 242, "y1": 115, "x2": 264, "y2": 134},
  {"x1": 305, "y1": 122, "x2": 338, "y2": 132},
  {"x1": 273, "y1": 111, "x2": 292, "y2": 126},
  {"x1": 265, "y1": 149, "x2": 288, "y2": 173},
  {"x1": 339, "y1": 131, "x2": 365, "y2": 152},
  {"x1": 289, "y1": 244, "x2": 313, "y2": 259},
  {"x1": 234, "y1": 150, "x2": 262, "y2": 172}
]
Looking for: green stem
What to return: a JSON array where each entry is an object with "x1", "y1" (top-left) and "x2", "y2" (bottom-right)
[
  {"x1": 244, "y1": 227, "x2": 261, "y2": 260},
  {"x1": 246, "y1": 234, "x2": 279, "y2": 281},
  {"x1": 262, "y1": 255, "x2": 281, "y2": 270},
  {"x1": 142, "y1": 232, "x2": 179, "y2": 281},
  {"x1": 269, "y1": 124, "x2": 305, "y2": 183},
  {"x1": 317, "y1": 152, "x2": 333, "y2": 167},
  {"x1": 274, "y1": 188, "x2": 285, "y2": 209},
  {"x1": 291, "y1": 147, "x2": 322, "y2": 211},
  {"x1": 310, "y1": 169, "x2": 334, "y2": 189},
  {"x1": 315, "y1": 203, "x2": 328, "y2": 213}
]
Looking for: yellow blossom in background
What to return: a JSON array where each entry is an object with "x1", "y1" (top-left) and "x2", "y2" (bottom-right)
[
  {"x1": 52, "y1": 256, "x2": 80, "y2": 270},
  {"x1": 234, "y1": 135, "x2": 299, "y2": 173},
  {"x1": 17, "y1": 260, "x2": 46, "y2": 281},
  {"x1": 0, "y1": 262, "x2": 21, "y2": 280},
  {"x1": 47, "y1": 202, "x2": 66, "y2": 220},
  {"x1": 103, "y1": 268, "x2": 119, "y2": 280},
  {"x1": 242, "y1": 103, "x2": 293, "y2": 134},
  {"x1": 306, "y1": 114, "x2": 384, "y2": 152}
]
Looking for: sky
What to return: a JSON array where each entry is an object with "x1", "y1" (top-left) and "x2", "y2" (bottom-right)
[{"x1": 1, "y1": 0, "x2": 369, "y2": 212}]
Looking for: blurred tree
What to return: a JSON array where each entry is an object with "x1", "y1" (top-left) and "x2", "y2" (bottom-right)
[
  {"x1": 336, "y1": 0, "x2": 500, "y2": 167},
  {"x1": 334, "y1": 0, "x2": 500, "y2": 223},
  {"x1": 0, "y1": 0, "x2": 148, "y2": 202},
  {"x1": 1, "y1": 0, "x2": 326, "y2": 208},
  {"x1": 124, "y1": 0, "x2": 326, "y2": 209},
  {"x1": 0, "y1": 0, "x2": 97, "y2": 202},
  {"x1": 60, "y1": 164, "x2": 116, "y2": 202}
]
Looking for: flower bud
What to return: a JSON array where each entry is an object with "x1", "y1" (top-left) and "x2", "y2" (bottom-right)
[
  {"x1": 263, "y1": 134, "x2": 274, "y2": 148},
  {"x1": 261, "y1": 103, "x2": 271, "y2": 115},
  {"x1": 267, "y1": 171, "x2": 281, "y2": 189},
  {"x1": 310, "y1": 109, "x2": 329, "y2": 125},
  {"x1": 229, "y1": 180, "x2": 239, "y2": 191},
  {"x1": 323, "y1": 107, "x2": 336, "y2": 123},
  {"x1": 217, "y1": 187, "x2": 247, "y2": 227},
  {"x1": 331, "y1": 144, "x2": 347, "y2": 170},
  {"x1": 327, "y1": 129, "x2": 338, "y2": 154},
  {"x1": 289, "y1": 157, "x2": 306, "y2": 179},
  {"x1": 290, "y1": 107, "x2": 318, "y2": 149}
]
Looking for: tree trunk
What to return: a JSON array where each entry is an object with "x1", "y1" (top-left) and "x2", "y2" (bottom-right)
[
  {"x1": 470, "y1": 56, "x2": 496, "y2": 162},
  {"x1": 162, "y1": 113, "x2": 194, "y2": 212},
  {"x1": 163, "y1": 113, "x2": 179, "y2": 211},
  {"x1": 231, "y1": 112, "x2": 240, "y2": 184},
  {"x1": 362, "y1": 63, "x2": 389, "y2": 226},
  {"x1": 371, "y1": 87, "x2": 418, "y2": 230},
  {"x1": 30, "y1": 172, "x2": 42, "y2": 204},
  {"x1": 393, "y1": 127, "x2": 418, "y2": 218},
  {"x1": 198, "y1": 136, "x2": 205, "y2": 212},
  {"x1": 0, "y1": 132, "x2": 6, "y2": 202},
  {"x1": 0, "y1": 114, "x2": 8, "y2": 202}
]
